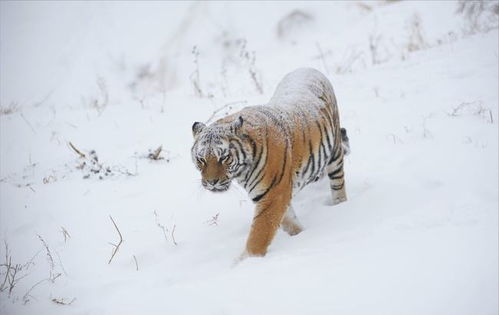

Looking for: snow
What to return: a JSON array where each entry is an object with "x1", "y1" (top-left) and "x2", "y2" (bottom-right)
[{"x1": 1, "y1": 1, "x2": 497, "y2": 314}]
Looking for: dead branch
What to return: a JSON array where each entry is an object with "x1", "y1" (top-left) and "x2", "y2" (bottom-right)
[
  {"x1": 190, "y1": 46, "x2": 203, "y2": 97},
  {"x1": 0, "y1": 242, "x2": 22, "y2": 296},
  {"x1": 55, "y1": 252, "x2": 68, "y2": 276},
  {"x1": 148, "y1": 146, "x2": 163, "y2": 160},
  {"x1": 52, "y1": 297, "x2": 76, "y2": 306},
  {"x1": 153, "y1": 210, "x2": 169, "y2": 241},
  {"x1": 205, "y1": 213, "x2": 220, "y2": 226},
  {"x1": 205, "y1": 100, "x2": 247, "y2": 124},
  {"x1": 0, "y1": 242, "x2": 11, "y2": 292},
  {"x1": 27, "y1": 184, "x2": 36, "y2": 193},
  {"x1": 171, "y1": 225, "x2": 178, "y2": 246},
  {"x1": 37, "y1": 235, "x2": 60, "y2": 282},
  {"x1": 133, "y1": 255, "x2": 139, "y2": 271},
  {"x1": 68, "y1": 142, "x2": 86, "y2": 159},
  {"x1": 22, "y1": 278, "x2": 48, "y2": 304},
  {"x1": 20, "y1": 113, "x2": 36, "y2": 134},
  {"x1": 108, "y1": 216, "x2": 123, "y2": 264},
  {"x1": 316, "y1": 42, "x2": 330, "y2": 75},
  {"x1": 61, "y1": 227, "x2": 71, "y2": 243}
]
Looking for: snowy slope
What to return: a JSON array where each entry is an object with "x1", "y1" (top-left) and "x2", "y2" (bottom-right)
[{"x1": 1, "y1": 1, "x2": 497, "y2": 315}]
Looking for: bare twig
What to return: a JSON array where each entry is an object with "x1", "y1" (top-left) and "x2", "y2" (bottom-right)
[
  {"x1": 55, "y1": 252, "x2": 68, "y2": 276},
  {"x1": 93, "y1": 77, "x2": 109, "y2": 114},
  {"x1": 20, "y1": 113, "x2": 37, "y2": 134},
  {"x1": 148, "y1": 146, "x2": 163, "y2": 160},
  {"x1": 171, "y1": 225, "x2": 178, "y2": 246},
  {"x1": 61, "y1": 227, "x2": 71, "y2": 243},
  {"x1": 0, "y1": 242, "x2": 12, "y2": 292},
  {"x1": 316, "y1": 42, "x2": 330, "y2": 75},
  {"x1": 205, "y1": 213, "x2": 220, "y2": 226},
  {"x1": 33, "y1": 89, "x2": 54, "y2": 107},
  {"x1": 108, "y1": 216, "x2": 123, "y2": 264},
  {"x1": 68, "y1": 142, "x2": 86, "y2": 159},
  {"x1": 248, "y1": 52, "x2": 263, "y2": 94},
  {"x1": 448, "y1": 101, "x2": 494, "y2": 123},
  {"x1": 387, "y1": 133, "x2": 404, "y2": 144},
  {"x1": 22, "y1": 278, "x2": 48, "y2": 304},
  {"x1": 37, "y1": 235, "x2": 60, "y2": 282},
  {"x1": 205, "y1": 100, "x2": 247, "y2": 124},
  {"x1": 52, "y1": 297, "x2": 76, "y2": 306},
  {"x1": 27, "y1": 184, "x2": 36, "y2": 193},
  {"x1": 132, "y1": 255, "x2": 139, "y2": 271},
  {"x1": 1, "y1": 242, "x2": 41, "y2": 300},
  {"x1": 190, "y1": 46, "x2": 203, "y2": 97},
  {"x1": 0, "y1": 102, "x2": 19, "y2": 116},
  {"x1": 153, "y1": 211, "x2": 168, "y2": 241}
]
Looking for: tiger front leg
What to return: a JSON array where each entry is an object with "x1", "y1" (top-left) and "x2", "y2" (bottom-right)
[{"x1": 244, "y1": 191, "x2": 291, "y2": 257}]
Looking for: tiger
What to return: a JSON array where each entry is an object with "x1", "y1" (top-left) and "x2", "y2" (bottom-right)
[{"x1": 191, "y1": 68, "x2": 350, "y2": 258}]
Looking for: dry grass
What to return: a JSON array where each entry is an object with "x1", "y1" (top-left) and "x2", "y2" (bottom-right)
[
  {"x1": 0, "y1": 102, "x2": 20, "y2": 116},
  {"x1": 108, "y1": 216, "x2": 124, "y2": 265}
]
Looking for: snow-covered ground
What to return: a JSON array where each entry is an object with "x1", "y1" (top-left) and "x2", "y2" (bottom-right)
[{"x1": 1, "y1": 1, "x2": 498, "y2": 314}]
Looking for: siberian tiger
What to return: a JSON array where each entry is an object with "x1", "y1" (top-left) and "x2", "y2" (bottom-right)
[{"x1": 191, "y1": 68, "x2": 350, "y2": 258}]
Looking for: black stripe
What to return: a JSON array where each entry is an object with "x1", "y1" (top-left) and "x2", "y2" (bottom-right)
[
  {"x1": 328, "y1": 166, "x2": 343, "y2": 179},
  {"x1": 230, "y1": 138, "x2": 246, "y2": 161},
  {"x1": 275, "y1": 143, "x2": 288, "y2": 186},
  {"x1": 315, "y1": 122, "x2": 326, "y2": 178},
  {"x1": 302, "y1": 141, "x2": 314, "y2": 178},
  {"x1": 252, "y1": 176, "x2": 277, "y2": 203},
  {"x1": 243, "y1": 134, "x2": 257, "y2": 159},
  {"x1": 329, "y1": 174, "x2": 343, "y2": 180},
  {"x1": 328, "y1": 143, "x2": 341, "y2": 164},
  {"x1": 248, "y1": 131, "x2": 270, "y2": 191},
  {"x1": 308, "y1": 141, "x2": 315, "y2": 179},
  {"x1": 244, "y1": 140, "x2": 262, "y2": 186},
  {"x1": 318, "y1": 111, "x2": 333, "y2": 154},
  {"x1": 331, "y1": 182, "x2": 344, "y2": 190}
]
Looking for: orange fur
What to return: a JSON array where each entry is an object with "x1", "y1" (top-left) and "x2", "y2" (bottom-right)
[{"x1": 191, "y1": 68, "x2": 348, "y2": 258}]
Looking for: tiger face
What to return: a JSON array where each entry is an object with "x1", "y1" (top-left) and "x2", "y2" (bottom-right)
[{"x1": 191, "y1": 117, "x2": 246, "y2": 192}]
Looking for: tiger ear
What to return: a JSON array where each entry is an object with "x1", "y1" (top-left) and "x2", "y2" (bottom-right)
[
  {"x1": 232, "y1": 116, "x2": 244, "y2": 133},
  {"x1": 192, "y1": 121, "x2": 206, "y2": 137}
]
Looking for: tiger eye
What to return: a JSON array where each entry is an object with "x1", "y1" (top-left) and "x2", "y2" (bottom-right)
[{"x1": 197, "y1": 158, "x2": 206, "y2": 168}]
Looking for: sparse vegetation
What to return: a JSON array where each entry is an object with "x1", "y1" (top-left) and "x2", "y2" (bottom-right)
[
  {"x1": 51, "y1": 297, "x2": 76, "y2": 306},
  {"x1": 406, "y1": 13, "x2": 428, "y2": 53},
  {"x1": 239, "y1": 40, "x2": 264, "y2": 94},
  {"x1": 91, "y1": 77, "x2": 109, "y2": 114},
  {"x1": 0, "y1": 102, "x2": 20, "y2": 116},
  {"x1": 153, "y1": 211, "x2": 178, "y2": 246},
  {"x1": 190, "y1": 46, "x2": 204, "y2": 97},
  {"x1": 68, "y1": 142, "x2": 137, "y2": 179},
  {"x1": 108, "y1": 216, "x2": 123, "y2": 265},
  {"x1": 205, "y1": 213, "x2": 220, "y2": 226},
  {"x1": 1, "y1": 2, "x2": 497, "y2": 313},
  {"x1": 448, "y1": 101, "x2": 494, "y2": 124}
]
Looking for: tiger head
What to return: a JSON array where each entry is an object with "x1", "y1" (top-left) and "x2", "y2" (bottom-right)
[{"x1": 191, "y1": 116, "x2": 247, "y2": 192}]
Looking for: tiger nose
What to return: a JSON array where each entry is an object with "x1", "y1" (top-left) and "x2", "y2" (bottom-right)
[{"x1": 208, "y1": 179, "x2": 219, "y2": 185}]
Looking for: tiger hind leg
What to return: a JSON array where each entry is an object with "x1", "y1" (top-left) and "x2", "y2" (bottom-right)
[
  {"x1": 326, "y1": 144, "x2": 347, "y2": 205},
  {"x1": 280, "y1": 205, "x2": 303, "y2": 236}
]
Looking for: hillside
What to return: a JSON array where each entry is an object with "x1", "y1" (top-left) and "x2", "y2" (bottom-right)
[{"x1": 1, "y1": 2, "x2": 498, "y2": 314}]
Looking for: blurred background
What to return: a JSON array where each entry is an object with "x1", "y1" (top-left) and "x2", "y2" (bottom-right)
[{"x1": 0, "y1": 1, "x2": 498, "y2": 315}]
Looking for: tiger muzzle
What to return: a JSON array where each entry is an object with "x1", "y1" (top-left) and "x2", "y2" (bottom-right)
[{"x1": 202, "y1": 179, "x2": 231, "y2": 192}]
